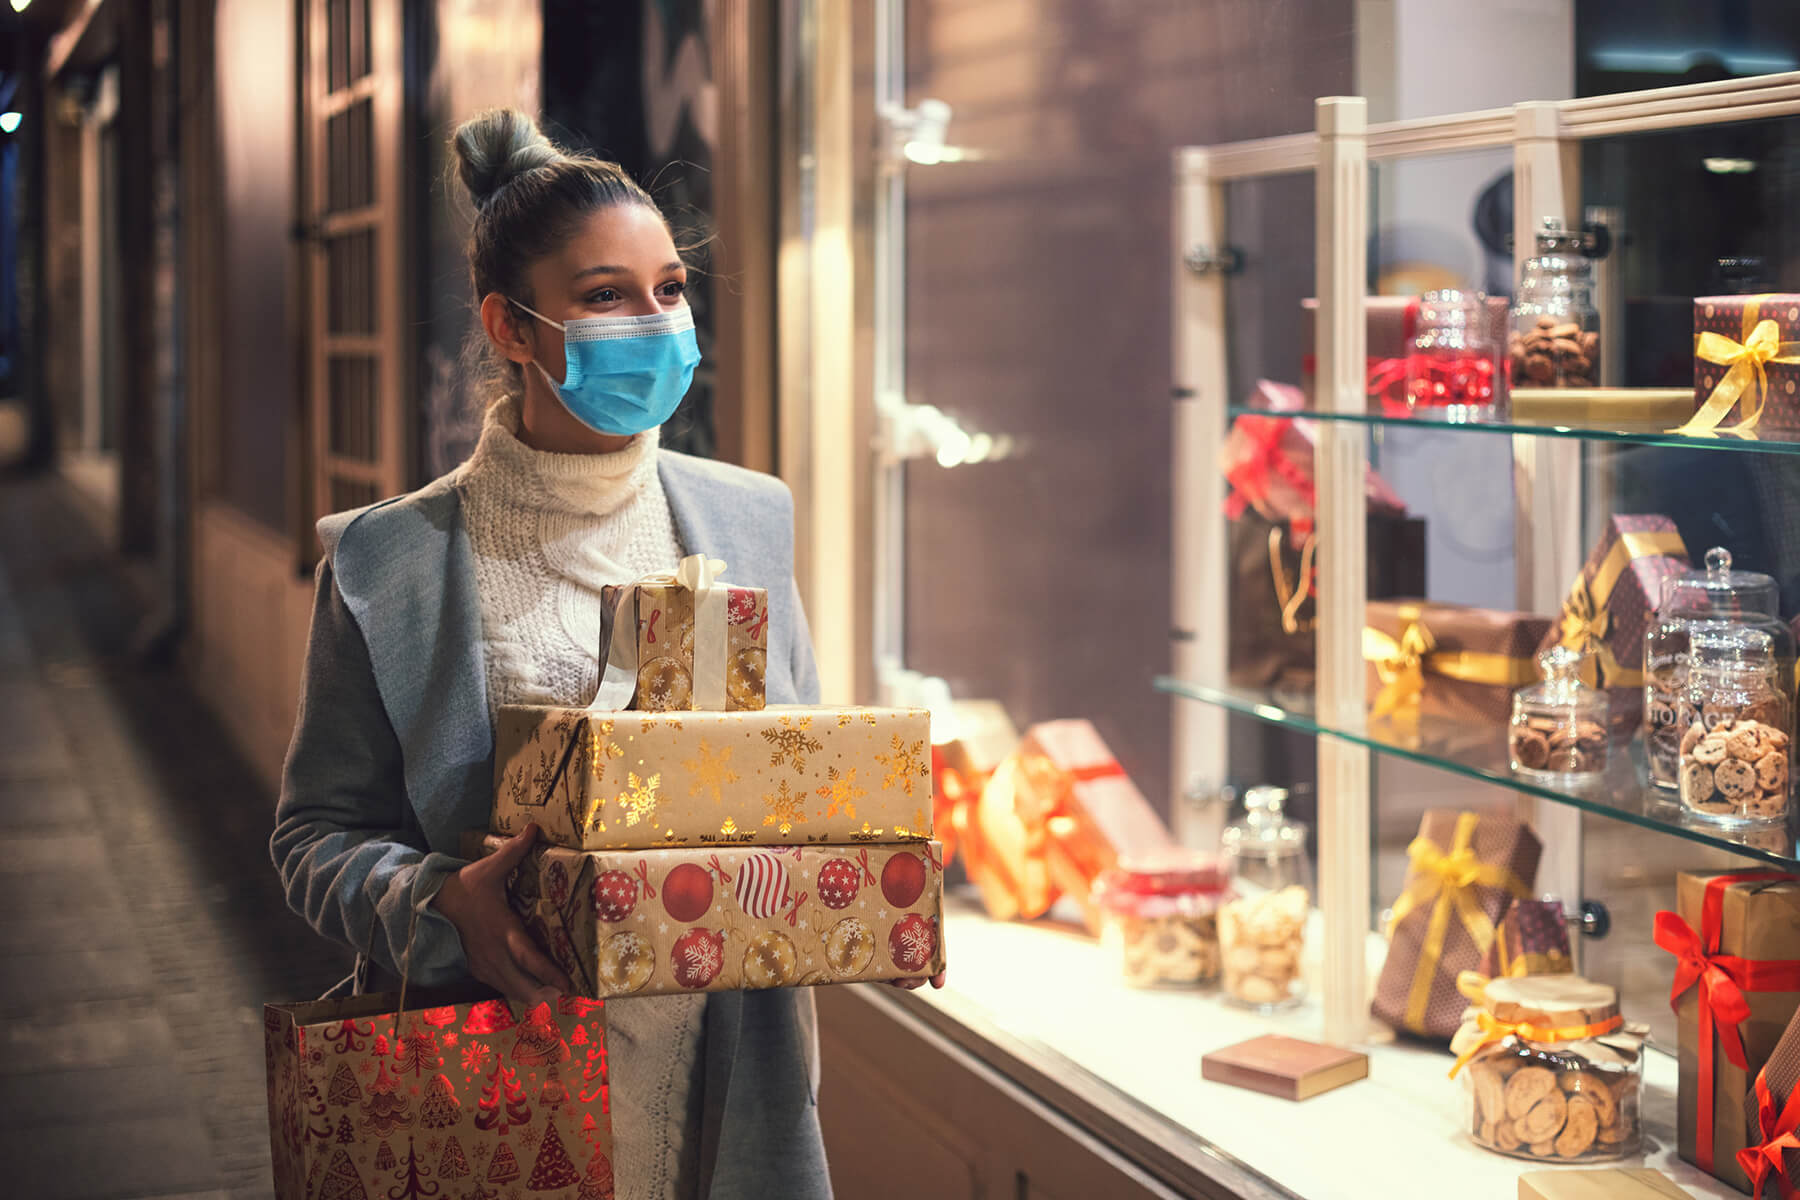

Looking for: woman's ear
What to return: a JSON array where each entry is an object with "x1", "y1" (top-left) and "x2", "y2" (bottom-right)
[{"x1": 480, "y1": 293, "x2": 537, "y2": 365}]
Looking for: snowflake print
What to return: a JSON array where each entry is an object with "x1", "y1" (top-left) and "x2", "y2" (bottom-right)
[
  {"x1": 761, "y1": 780, "x2": 808, "y2": 834},
  {"x1": 442, "y1": 1032, "x2": 458, "y2": 1048},
  {"x1": 426, "y1": 1136, "x2": 442, "y2": 1154},
  {"x1": 815, "y1": 765, "x2": 867, "y2": 819},
  {"x1": 615, "y1": 772, "x2": 663, "y2": 826},
  {"x1": 682, "y1": 740, "x2": 740, "y2": 804},
  {"x1": 684, "y1": 933, "x2": 724, "y2": 978},
  {"x1": 760, "y1": 717, "x2": 823, "y2": 772},
  {"x1": 874, "y1": 735, "x2": 926, "y2": 798},
  {"x1": 900, "y1": 923, "x2": 933, "y2": 960},
  {"x1": 461, "y1": 1042, "x2": 492, "y2": 1074},
  {"x1": 358, "y1": 1059, "x2": 377, "y2": 1077},
  {"x1": 582, "y1": 722, "x2": 624, "y2": 781},
  {"x1": 519, "y1": 1126, "x2": 541, "y2": 1152}
]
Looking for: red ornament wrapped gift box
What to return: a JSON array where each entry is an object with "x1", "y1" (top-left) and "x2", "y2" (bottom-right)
[
  {"x1": 481, "y1": 835, "x2": 946, "y2": 998},
  {"x1": 1657, "y1": 870, "x2": 1800, "y2": 1193},
  {"x1": 1539, "y1": 514, "x2": 1689, "y2": 733},
  {"x1": 974, "y1": 719, "x2": 1176, "y2": 932},
  {"x1": 265, "y1": 988, "x2": 613, "y2": 1199},
  {"x1": 596, "y1": 558, "x2": 769, "y2": 712},
  {"x1": 1680, "y1": 295, "x2": 1800, "y2": 439},
  {"x1": 1741, "y1": 1000, "x2": 1800, "y2": 1199}
]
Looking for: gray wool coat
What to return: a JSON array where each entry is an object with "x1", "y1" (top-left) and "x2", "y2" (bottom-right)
[{"x1": 270, "y1": 449, "x2": 833, "y2": 1200}]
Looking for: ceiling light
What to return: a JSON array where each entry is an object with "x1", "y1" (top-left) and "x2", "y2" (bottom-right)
[
  {"x1": 9, "y1": 0, "x2": 29, "y2": 12},
  {"x1": 0, "y1": 113, "x2": 21, "y2": 134},
  {"x1": 1703, "y1": 157, "x2": 1756, "y2": 175}
]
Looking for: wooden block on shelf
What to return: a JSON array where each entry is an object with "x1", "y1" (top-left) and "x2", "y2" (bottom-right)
[{"x1": 1200, "y1": 1034, "x2": 1368, "y2": 1101}]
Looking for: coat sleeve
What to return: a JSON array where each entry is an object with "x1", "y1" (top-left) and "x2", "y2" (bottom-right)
[{"x1": 270, "y1": 558, "x2": 472, "y2": 986}]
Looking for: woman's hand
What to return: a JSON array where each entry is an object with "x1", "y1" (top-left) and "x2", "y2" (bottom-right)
[
  {"x1": 431, "y1": 824, "x2": 573, "y2": 1009},
  {"x1": 889, "y1": 970, "x2": 947, "y2": 991}
]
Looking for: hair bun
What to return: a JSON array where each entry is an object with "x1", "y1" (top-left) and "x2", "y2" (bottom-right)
[{"x1": 451, "y1": 108, "x2": 562, "y2": 210}]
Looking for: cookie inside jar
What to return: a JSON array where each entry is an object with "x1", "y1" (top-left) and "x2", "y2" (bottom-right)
[
  {"x1": 1509, "y1": 646, "x2": 1609, "y2": 785},
  {"x1": 1091, "y1": 853, "x2": 1229, "y2": 989},
  {"x1": 1675, "y1": 626, "x2": 1793, "y2": 827},
  {"x1": 1452, "y1": 974, "x2": 1643, "y2": 1163}
]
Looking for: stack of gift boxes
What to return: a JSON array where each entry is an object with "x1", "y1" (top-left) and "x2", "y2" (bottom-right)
[{"x1": 474, "y1": 560, "x2": 945, "y2": 999}]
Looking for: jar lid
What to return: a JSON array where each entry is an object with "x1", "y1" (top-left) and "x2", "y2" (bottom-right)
[
  {"x1": 1661, "y1": 546, "x2": 1779, "y2": 618},
  {"x1": 1481, "y1": 974, "x2": 1619, "y2": 1029},
  {"x1": 1691, "y1": 623, "x2": 1776, "y2": 668},
  {"x1": 1221, "y1": 785, "x2": 1309, "y2": 860},
  {"x1": 1092, "y1": 852, "x2": 1231, "y2": 917},
  {"x1": 1518, "y1": 645, "x2": 1605, "y2": 709}
]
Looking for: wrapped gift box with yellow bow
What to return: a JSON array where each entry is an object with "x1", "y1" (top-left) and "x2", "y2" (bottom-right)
[
  {"x1": 1679, "y1": 294, "x2": 1800, "y2": 439},
  {"x1": 1537, "y1": 515, "x2": 1689, "y2": 736},
  {"x1": 1371, "y1": 809, "x2": 1541, "y2": 1041},
  {"x1": 1364, "y1": 600, "x2": 1553, "y2": 726}
]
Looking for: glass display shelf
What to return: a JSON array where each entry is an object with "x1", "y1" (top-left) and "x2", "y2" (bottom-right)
[
  {"x1": 1154, "y1": 674, "x2": 1798, "y2": 866},
  {"x1": 1227, "y1": 387, "x2": 1800, "y2": 457}
]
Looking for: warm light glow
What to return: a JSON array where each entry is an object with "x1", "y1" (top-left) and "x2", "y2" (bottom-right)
[
  {"x1": 0, "y1": 113, "x2": 20, "y2": 134},
  {"x1": 8, "y1": 0, "x2": 29, "y2": 12},
  {"x1": 1703, "y1": 157, "x2": 1757, "y2": 175}
]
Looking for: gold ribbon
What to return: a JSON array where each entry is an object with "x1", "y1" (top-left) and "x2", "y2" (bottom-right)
[
  {"x1": 1363, "y1": 611, "x2": 1539, "y2": 719},
  {"x1": 1450, "y1": 1010, "x2": 1625, "y2": 1077},
  {"x1": 1673, "y1": 298, "x2": 1800, "y2": 438},
  {"x1": 1552, "y1": 529, "x2": 1687, "y2": 690},
  {"x1": 1387, "y1": 812, "x2": 1533, "y2": 1033}
]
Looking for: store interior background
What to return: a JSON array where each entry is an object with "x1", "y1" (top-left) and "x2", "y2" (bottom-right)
[{"x1": 0, "y1": 0, "x2": 1797, "y2": 1176}]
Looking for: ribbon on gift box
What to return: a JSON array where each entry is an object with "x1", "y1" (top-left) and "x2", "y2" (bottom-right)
[
  {"x1": 1362, "y1": 610, "x2": 1539, "y2": 719},
  {"x1": 1221, "y1": 413, "x2": 1323, "y2": 532},
  {"x1": 1656, "y1": 870, "x2": 1800, "y2": 1173},
  {"x1": 1449, "y1": 1008, "x2": 1626, "y2": 1078},
  {"x1": 1386, "y1": 812, "x2": 1533, "y2": 1033},
  {"x1": 1674, "y1": 297, "x2": 1800, "y2": 439},
  {"x1": 1299, "y1": 354, "x2": 1413, "y2": 412},
  {"x1": 593, "y1": 555, "x2": 731, "y2": 711},
  {"x1": 1740, "y1": 1070, "x2": 1800, "y2": 1200},
  {"x1": 1552, "y1": 529, "x2": 1687, "y2": 690}
]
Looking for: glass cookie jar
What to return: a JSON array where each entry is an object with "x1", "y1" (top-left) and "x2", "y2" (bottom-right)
[
  {"x1": 1218, "y1": 786, "x2": 1311, "y2": 1011},
  {"x1": 1645, "y1": 547, "x2": 1794, "y2": 789},
  {"x1": 1677, "y1": 626, "x2": 1792, "y2": 826},
  {"x1": 1509, "y1": 646, "x2": 1608, "y2": 785},
  {"x1": 1510, "y1": 218, "x2": 1600, "y2": 389},
  {"x1": 1091, "y1": 853, "x2": 1230, "y2": 989},
  {"x1": 1454, "y1": 975, "x2": 1643, "y2": 1162},
  {"x1": 1405, "y1": 289, "x2": 1505, "y2": 420}
]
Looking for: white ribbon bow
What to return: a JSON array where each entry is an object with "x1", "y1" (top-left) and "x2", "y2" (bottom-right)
[{"x1": 590, "y1": 554, "x2": 731, "y2": 711}]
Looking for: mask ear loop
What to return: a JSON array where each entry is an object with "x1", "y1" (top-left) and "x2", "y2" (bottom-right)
[{"x1": 506, "y1": 297, "x2": 575, "y2": 393}]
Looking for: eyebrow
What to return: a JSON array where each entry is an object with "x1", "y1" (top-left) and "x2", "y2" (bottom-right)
[{"x1": 573, "y1": 261, "x2": 687, "y2": 280}]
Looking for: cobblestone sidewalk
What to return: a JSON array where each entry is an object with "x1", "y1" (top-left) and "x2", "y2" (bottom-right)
[{"x1": 0, "y1": 473, "x2": 344, "y2": 1200}]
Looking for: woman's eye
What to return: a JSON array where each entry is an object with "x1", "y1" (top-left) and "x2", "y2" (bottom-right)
[
  {"x1": 587, "y1": 288, "x2": 620, "y2": 304},
  {"x1": 659, "y1": 280, "x2": 687, "y2": 299}
]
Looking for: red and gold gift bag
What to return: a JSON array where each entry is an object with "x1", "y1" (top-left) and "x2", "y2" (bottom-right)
[
  {"x1": 266, "y1": 989, "x2": 613, "y2": 1199},
  {"x1": 597, "y1": 556, "x2": 769, "y2": 712},
  {"x1": 1740, "y1": 1003, "x2": 1800, "y2": 1199},
  {"x1": 978, "y1": 720, "x2": 1176, "y2": 932},
  {"x1": 1371, "y1": 810, "x2": 1540, "y2": 1041}
]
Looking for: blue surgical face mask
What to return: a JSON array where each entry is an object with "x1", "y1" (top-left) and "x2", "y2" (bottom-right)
[{"x1": 511, "y1": 299, "x2": 701, "y2": 436}]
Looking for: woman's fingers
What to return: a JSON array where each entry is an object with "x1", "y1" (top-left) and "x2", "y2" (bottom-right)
[
  {"x1": 505, "y1": 923, "x2": 575, "y2": 994},
  {"x1": 475, "y1": 824, "x2": 540, "y2": 884}
]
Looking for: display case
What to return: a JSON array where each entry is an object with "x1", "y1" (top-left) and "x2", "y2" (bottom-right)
[{"x1": 803, "y1": 10, "x2": 1800, "y2": 1197}]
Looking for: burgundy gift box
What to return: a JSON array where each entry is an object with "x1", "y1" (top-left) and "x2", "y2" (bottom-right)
[{"x1": 1683, "y1": 294, "x2": 1800, "y2": 438}]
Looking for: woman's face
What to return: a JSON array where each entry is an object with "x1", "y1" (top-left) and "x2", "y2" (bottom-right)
[{"x1": 503, "y1": 202, "x2": 688, "y2": 452}]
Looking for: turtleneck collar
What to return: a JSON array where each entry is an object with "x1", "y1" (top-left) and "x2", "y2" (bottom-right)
[{"x1": 458, "y1": 394, "x2": 659, "y2": 516}]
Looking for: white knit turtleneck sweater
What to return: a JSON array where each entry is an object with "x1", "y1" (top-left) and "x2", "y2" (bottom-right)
[{"x1": 453, "y1": 396, "x2": 704, "y2": 1200}]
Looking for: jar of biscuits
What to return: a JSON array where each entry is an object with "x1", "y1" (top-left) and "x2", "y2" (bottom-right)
[
  {"x1": 1677, "y1": 626, "x2": 1792, "y2": 825},
  {"x1": 1509, "y1": 219, "x2": 1600, "y2": 390},
  {"x1": 1453, "y1": 974, "x2": 1643, "y2": 1162},
  {"x1": 1092, "y1": 853, "x2": 1230, "y2": 989},
  {"x1": 1219, "y1": 786, "x2": 1311, "y2": 1010},
  {"x1": 1509, "y1": 646, "x2": 1608, "y2": 784},
  {"x1": 1646, "y1": 548, "x2": 1793, "y2": 790}
]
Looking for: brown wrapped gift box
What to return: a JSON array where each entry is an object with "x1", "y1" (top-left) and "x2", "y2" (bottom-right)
[
  {"x1": 1371, "y1": 809, "x2": 1541, "y2": 1040},
  {"x1": 1674, "y1": 871, "x2": 1800, "y2": 1193},
  {"x1": 1740, "y1": 1001, "x2": 1800, "y2": 1198},
  {"x1": 482, "y1": 835, "x2": 946, "y2": 999},
  {"x1": 492, "y1": 703, "x2": 932, "y2": 850},
  {"x1": 1684, "y1": 294, "x2": 1800, "y2": 439},
  {"x1": 1364, "y1": 600, "x2": 1552, "y2": 726},
  {"x1": 598, "y1": 576, "x2": 769, "y2": 711}
]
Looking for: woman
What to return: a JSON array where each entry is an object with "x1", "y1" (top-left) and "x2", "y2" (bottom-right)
[{"x1": 271, "y1": 109, "x2": 833, "y2": 1200}]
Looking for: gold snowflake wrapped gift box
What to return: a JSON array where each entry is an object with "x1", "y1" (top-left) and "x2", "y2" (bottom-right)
[{"x1": 492, "y1": 704, "x2": 935, "y2": 849}]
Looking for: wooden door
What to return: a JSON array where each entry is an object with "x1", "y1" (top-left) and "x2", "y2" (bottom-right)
[{"x1": 300, "y1": 0, "x2": 408, "y2": 535}]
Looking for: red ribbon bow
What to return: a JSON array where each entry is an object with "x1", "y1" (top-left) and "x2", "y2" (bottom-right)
[
  {"x1": 920, "y1": 844, "x2": 944, "y2": 872},
  {"x1": 633, "y1": 860, "x2": 657, "y2": 900},
  {"x1": 705, "y1": 854, "x2": 733, "y2": 884},
  {"x1": 782, "y1": 890, "x2": 809, "y2": 927},
  {"x1": 854, "y1": 849, "x2": 875, "y2": 886},
  {"x1": 1657, "y1": 870, "x2": 1800, "y2": 1171},
  {"x1": 1739, "y1": 1072, "x2": 1800, "y2": 1200}
]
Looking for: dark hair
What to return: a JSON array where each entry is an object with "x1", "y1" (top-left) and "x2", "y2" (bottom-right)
[{"x1": 450, "y1": 108, "x2": 663, "y2": 400}]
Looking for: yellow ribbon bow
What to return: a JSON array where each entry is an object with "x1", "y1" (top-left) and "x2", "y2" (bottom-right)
[
  {"x1": 1363, "y1": 613, "x2": 1539, "y2": 720},
  {"x1": 1386, "y1": 812, "x2": 1533, "y2": 1033},
  {"x1": 1558, "y1": 579, "x2": 1608, "y2": 652},
  {"x1": 1450, "y1": 1010, "x2": 1625, "y2": 1077},
  {"x1": 1673, "y1": 299, "x2": 1800, "y2": 438}
]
